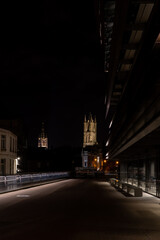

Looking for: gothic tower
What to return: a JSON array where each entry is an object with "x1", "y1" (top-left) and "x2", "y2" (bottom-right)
[
  {"x1": 83, "y1": 113, "x2": 97, "y2": 148},
  {"x1": 38, "y1": 122, "x2": 48, "y2": 149}
]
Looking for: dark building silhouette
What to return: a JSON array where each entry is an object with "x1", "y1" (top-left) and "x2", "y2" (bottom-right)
[{"x1": 96, "y1": 0, "x2": 160, "y2": 197}]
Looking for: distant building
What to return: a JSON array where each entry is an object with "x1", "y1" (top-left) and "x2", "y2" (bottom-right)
[
  {"x1": 82, "y1": 145, "x2": 103, "y2": 170},
  {"x1": 38, "y1": 122, "x2": 48, "y2": 149},
  {"x1": 0, "y1": 128, "x2": 17, "y2": 175},
  {"x1": 0, "y1": 118, "x2": 27, "y2": 151},
  {"x1": 83, "y1": 113, "x2": 97, "y2": 148},
  {"x1": 82, "y1": 113, "x2": 103, "y2": 171}
]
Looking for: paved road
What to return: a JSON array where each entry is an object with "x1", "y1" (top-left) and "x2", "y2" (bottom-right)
[{"x1": 1, "y1": 178, "x2": 160, "y2": 240}]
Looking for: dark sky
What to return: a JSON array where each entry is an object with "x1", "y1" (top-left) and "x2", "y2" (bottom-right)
[{"x1": 0, "y1": 0, "x2": 106, "y2": 148}]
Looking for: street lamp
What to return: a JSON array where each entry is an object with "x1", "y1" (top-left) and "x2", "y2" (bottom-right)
[{"x1": 16, "y1": 157, "x2": 21, "y2": 173}]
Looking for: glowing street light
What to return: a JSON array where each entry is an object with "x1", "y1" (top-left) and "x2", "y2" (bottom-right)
[{"x1": 15, "y1": 157, "x2": 21, "y2": 173}]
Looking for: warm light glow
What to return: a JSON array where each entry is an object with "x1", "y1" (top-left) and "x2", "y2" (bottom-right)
[
  {"x1": 106, "y1": 141, "x2": 109, "y2": 146},
  {"x1": 94, "y1": 158, "x2": 97, "y2": 161},
  {"x1": 116, "y1": 161, "x2": 119, "y2": 165},
  {"x1": 104, "y1": 160, "x2": 107, "y2": 163}
]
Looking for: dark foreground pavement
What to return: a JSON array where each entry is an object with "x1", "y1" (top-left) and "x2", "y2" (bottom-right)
[{"x1": 0, "y1": 178, "x2": 160, "y2": 240}]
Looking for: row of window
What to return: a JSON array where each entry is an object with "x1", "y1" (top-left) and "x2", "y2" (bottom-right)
[
  {"x1": 1, "y1": 135, "x2": 17, "y2": 153},
  {"x1": 0, "y1": 158, "x2": 14, "y2": 175},
  {"x1": 0, "y1": 158, "x2": 5, "y2": 175}
]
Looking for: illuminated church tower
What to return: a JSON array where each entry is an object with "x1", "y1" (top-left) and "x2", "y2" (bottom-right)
[
  {"x1": 83, "y1": 113, "x2": 97, "y2": 148},
  {"x1": 38, "y1": 122, "x2": 48, "y2": 149},
  {"x1": 82, "y1": 113, "x2": 103, "y2": 170}
]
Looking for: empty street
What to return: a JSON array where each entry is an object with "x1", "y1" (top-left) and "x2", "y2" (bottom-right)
[{"x1": 1, "y1": 179, "x2": 160, "y2": 240}]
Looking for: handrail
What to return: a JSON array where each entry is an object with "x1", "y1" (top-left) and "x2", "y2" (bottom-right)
[{"x1": 0, "y1": 172, "x2": 70, "y2": 187}]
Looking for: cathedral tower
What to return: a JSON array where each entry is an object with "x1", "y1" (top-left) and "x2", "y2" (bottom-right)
[
  {"x1": 38, "y1": 122, "x2": 48, "y2": 149},
  {"x1": 83, "y1": 113, "x2": 97, "y2": 148}
]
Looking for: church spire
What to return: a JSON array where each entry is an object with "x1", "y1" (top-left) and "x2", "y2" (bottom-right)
[
  {"x1": 41, "y1": 122, "x2": 45, "y2": 138},
  {"x1": 89, "y1": 112, "x2": 92, "y2": 121},
  {"x1": 83, "y1": 113, "x2": 97, "y2": 148},
  {"x1": 38, "y1": 122, "x2": 48, "y2": 149}
]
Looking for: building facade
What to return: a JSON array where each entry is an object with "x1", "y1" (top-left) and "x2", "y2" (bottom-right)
[
  {"x1": 38, "y1": 122, "x2": 48, "y2": 149},
  {"x1": 0, "y1": 128, "x2": 17, "y2": 175},
  {"x1": 83, "y1": 113, "x2": 97, "y2": 148},
  {"x1": 82, "y1": 114, "x2": 103, "y2": 171},
  {"x1": 96, "y1": 0, "x2": 160, "y2": 197}
]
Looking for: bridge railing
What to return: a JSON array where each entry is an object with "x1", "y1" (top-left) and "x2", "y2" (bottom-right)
[{"x1": 0, "y1": 172, "x2": 70, "y2": 187}]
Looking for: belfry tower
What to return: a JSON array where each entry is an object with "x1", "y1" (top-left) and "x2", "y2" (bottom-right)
[
  {"x1": 81, "y1": 113, "x2": 103, "y2": 170},
  {"x1": 38, "y1": 122, "x2": 48, "y2": 149},
  {"x1": 83, "y1": 113, "x2": 97, "y2": 148}
]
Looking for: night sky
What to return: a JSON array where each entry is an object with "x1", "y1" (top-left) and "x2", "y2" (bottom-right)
[{"x1": 0, "y1": 0, "x2": 106, "y2": 148}]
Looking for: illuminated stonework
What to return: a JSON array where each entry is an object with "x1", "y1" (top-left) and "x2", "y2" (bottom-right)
[
  {"x1": 83, "y1": 113, "x2": 97, "y2": 148},
  {"x1": 38, "y1": 122, "x2": 48, "y2": 149},
  {"x1": 82, "y1": 114, "x2": 103, "y2": 170}
]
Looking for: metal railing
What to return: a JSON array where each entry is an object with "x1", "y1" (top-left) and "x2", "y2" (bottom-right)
[{"x1": 0, "y1": 172, "x2": 70, "y2": 188}]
